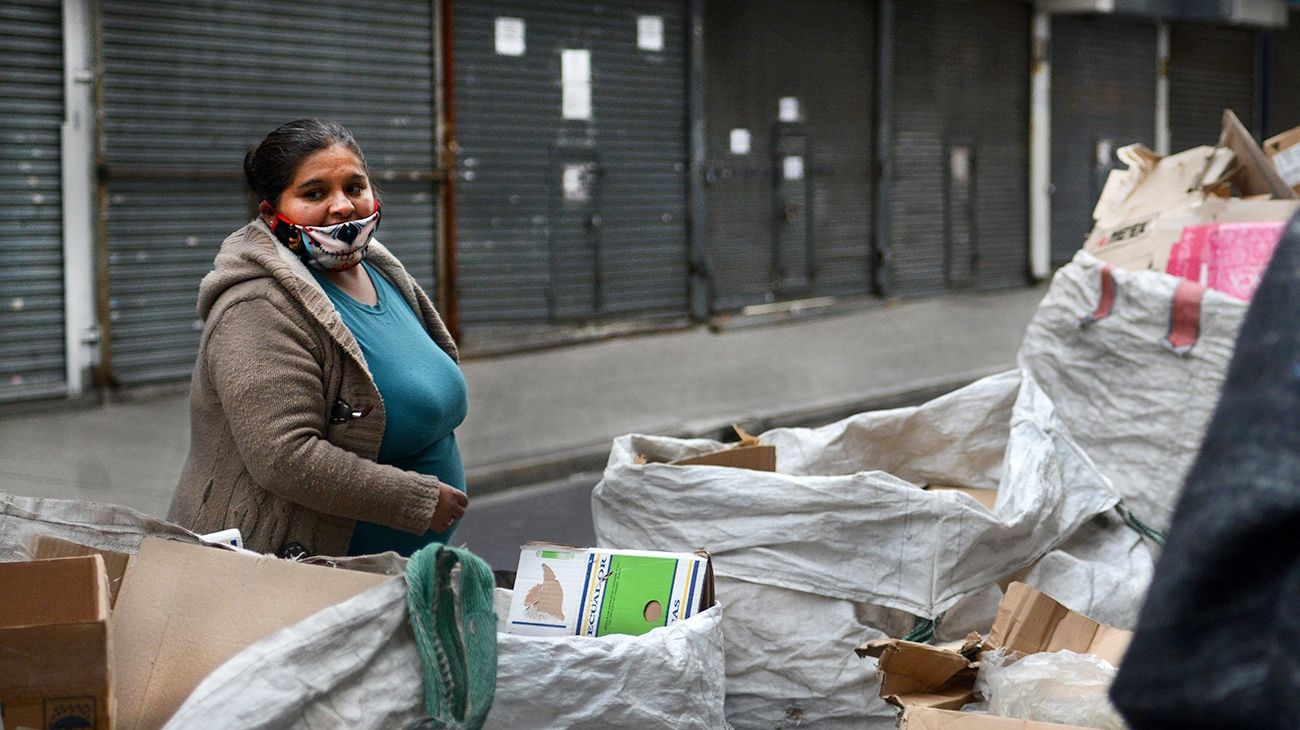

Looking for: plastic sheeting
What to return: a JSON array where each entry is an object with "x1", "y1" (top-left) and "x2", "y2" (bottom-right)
[
  {"x1": 592, "y1": 370, "x2": 1146, "y2": 728},
  {"x1": 1019, "y1": 250, "x2": 1246, "y2": 532}
]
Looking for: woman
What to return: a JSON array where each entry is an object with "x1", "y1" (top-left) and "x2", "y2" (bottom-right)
[{"x1": 169, "y1": 119, "x2": 469, "y2": 558}]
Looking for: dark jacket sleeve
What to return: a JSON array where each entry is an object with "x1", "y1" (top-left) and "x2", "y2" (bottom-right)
[
  {"x1": 203, "y1": 294, "x2": 440, "y2": 534},
  {"x1": 1110, "y1": 212, "x2": 1300, "y2": 729}
]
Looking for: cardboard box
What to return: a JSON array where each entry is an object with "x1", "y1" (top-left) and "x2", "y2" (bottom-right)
[
  {"x1": 1263, "y1": 123, "x2": 1300, "y2": 193},
  {"x1": 30, "y1": 536, "x2": 132, "y2": 608},
  {"x1": 859, "y1": 582, "x2": 1131, "y2": 719},
  {"x1": 899, "y1": 707, "x2": 1091, "y2": 729},
  {"x1": 110, "y1": 537, "x2": 389, "y2": 729},
  {"x1": 506, "y1": 542, "x2": 714, "y2": 638},
  {"x1": 0, "y1": 555, "x2": 114, "y2": 730}
]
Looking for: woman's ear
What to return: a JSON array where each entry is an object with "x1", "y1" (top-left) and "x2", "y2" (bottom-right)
[{"x1": 258, "y1": 200, "x2": 274, "y2": 218}]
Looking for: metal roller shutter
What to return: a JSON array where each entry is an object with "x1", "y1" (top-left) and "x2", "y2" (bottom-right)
[
  {"x1": 0, "y1": 0, "x2": 66, "y2": 401},
  {"x1": 704, "y1": 0, "x2": 875, "y2": 312},
  {"x1": 892, "y1": 0, "x2": 1031, "y2": 296},
  {"x1": 100, "y1": 0, "x2": 440, "y2": 385},
  {"x1": 453, "y1": 0, "x2": 689, "y2": 323},
  {"x1": 1169, "y1": 23, "x2": 1258, "y2": 151},
  {"x1": 1267, "y1": 12, "x2": 1300, "y2": 137},
  {"x1": 1050, "y1": 15, "x2": 1157, "y2": 266}
]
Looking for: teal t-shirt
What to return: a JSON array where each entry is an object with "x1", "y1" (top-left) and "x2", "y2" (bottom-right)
[{"x1": 311, "y1": 260, "x2": 468, "y2": 557}]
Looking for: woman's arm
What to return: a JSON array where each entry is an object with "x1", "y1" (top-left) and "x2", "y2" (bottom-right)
[{"x1": 204, "y1": 294, "x2": 441, "y2": 534}]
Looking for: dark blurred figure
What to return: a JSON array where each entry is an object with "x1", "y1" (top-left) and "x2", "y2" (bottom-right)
[{"x1": 1111, "y1": 211, "x2": 1300, "y2": 728}]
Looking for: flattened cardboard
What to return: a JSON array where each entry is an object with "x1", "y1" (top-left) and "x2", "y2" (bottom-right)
[
  {"x1": 986, "y1": 582, "x2": 1130, "y2": 666},
  {"x1": 506, "y1": 542, "x2": 714, "y2": 638},
  {"x1": 1263, "y1": 123, "x2": 1300, "y2": 192},
  {"x1": 110, "y1": 537, "x2": 389, "y2": 730},
  {"x1": 0, "y1": 555, "x2": 114, "y2": 730},
  {"x1": 1219, "y1": 109, "x2": 1298, "y2": 199},
  {"x1": 900, "y1": 707, "x2": 1089, "y2": 729},
  {"x1": 857, "y1": 639, "x2": 978, "y2": 710},
  {"x1": 31, "y1": 535, "x2": 132, "y2": 608},
  {"x1": 671, "y1": 444, "x2": 777, "y2": 471},
  {"x1": 865, "y1": 583, "x2": 1131, "y2": 716}
]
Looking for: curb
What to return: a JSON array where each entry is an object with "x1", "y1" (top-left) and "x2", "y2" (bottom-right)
[{"x1": 463, "y1": 367, "x2": 1012, "y2": 498}]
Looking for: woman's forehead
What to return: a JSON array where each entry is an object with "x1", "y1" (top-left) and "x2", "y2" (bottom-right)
[{"x1": 293, "y1": 144, "x2": 366, "y2": 184}]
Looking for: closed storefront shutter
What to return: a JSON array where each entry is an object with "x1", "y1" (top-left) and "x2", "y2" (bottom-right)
[
  {"x1": 1050, "y1": 15, "x2": 1157, "y2": 266},
  {"x1": 453, "y1": 0, "x2": 689, "y2": 323},
  {"x1": 892, "y1": 0, "x2": 1031, "y2": 296},
  {"x1": 1267, "y1": 12, "x2": 1300, "y2": 137},
  {"x1": 0, "y1": 0, "x2": 66, "y2": 401},
  {"x1": 100, "y1": 0, "x2": 440, "y2": 385},
  {"x1": 704, "y1": 0, "x2": 875, "y2": 312},
  {"x1": 1169, "y1": 22, "x2": 1258, "y2": 151}
]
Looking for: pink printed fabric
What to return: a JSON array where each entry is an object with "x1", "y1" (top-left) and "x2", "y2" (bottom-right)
[
  {"x1": 1165, "y1": 222, "x2": 1285, "y2": 301},
  {"x1": 1207, "y1": 223, "x2": 1285, "y2": 301},
  {"x1": 1166, "y1": 225, "x2": 1212, "y2": 283}
]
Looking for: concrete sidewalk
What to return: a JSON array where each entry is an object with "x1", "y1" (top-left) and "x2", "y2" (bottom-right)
[{"x1": 0, "y1": 285, "x2": 1046, "y2": 518}]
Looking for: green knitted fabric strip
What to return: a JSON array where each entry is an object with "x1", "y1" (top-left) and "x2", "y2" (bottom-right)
[{"x1": 405, "y1": 543, "x2": 499, "y2": 729}]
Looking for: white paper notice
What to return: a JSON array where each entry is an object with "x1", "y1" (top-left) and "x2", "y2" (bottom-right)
[
  {"x1": 562, "y1": 49, "x2": 592, "y2": 120},
  {"x1": 637, "y1": 15, "x2": 664, "y2": 51},
  {"x1": 779, "y1": 96, "x2": 800, "y2": 123},
  {"x1": 495, "y1": 17, "x2": 525, "y2": 56},
  {"x1": 783, "y1": 155, "x2": 804, "y2": 181},
  {"x1": 730, "y1": 128, "x2": 751, "y2": 155}
]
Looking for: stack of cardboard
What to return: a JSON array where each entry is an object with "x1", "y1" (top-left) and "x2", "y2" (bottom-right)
[
  {"x1": 859, "y1": 582, "x2": 1130, "y2": 730},
  {"x1": 0, "y1": 535, "x2": 392, "y2": 730},
  {"x1": 1084, "y1": 110, "x2": 1300, "y2": 302}
]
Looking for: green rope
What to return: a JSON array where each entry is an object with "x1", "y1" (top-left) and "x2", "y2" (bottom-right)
[
  {"x1": 405, "y1": 543, "x2": 499, "y2": 730},
  {"x1": 1115, "y1": 502, "x2": 1167, "y2": 547},
  {"x1": 901, "y1": 614, "x2": 941, "y2": 644}
]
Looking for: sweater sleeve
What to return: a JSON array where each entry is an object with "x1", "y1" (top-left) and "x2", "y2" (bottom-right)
[{"x1": 203, "y1": 295, "x2": 440, "y2": 534}]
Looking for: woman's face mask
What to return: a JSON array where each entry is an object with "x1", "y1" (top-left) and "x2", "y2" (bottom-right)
[{"x1": 269, "y1": 205, "x2": 381, "y2": 273}]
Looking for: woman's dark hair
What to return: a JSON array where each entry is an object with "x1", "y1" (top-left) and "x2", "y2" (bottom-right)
[{"x1": 243, "y1": 119, "x2": 368, "y2": 205}]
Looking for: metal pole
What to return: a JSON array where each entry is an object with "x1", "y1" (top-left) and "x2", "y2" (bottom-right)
[
  {"x1": 1155, "y1": 22, "x2": 1170, "y2": 156},
  {"x1": 439, "y1": 0, "x2": 460, "y2": 338},
  {"x1": 686, "y1": 0, "x2": 710, "y2": 321},
  {"x1": 1029, "y1": 9, "x2": 1051, "y2": 280},
  {"x1": 61, "y1": 0, "x2": 98, "y2": 397},
  {"x1": 873, "y1": 0, "x2": 895, "y2": 297}
]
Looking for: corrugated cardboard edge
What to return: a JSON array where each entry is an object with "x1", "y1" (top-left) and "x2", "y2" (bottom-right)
[{"x1": 857, "y1": 637, "x2": 979, "y2": 710}]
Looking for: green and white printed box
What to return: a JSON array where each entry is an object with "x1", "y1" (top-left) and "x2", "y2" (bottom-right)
[{"x1": 506, "y1": 543, "x2": 712, "y2": 638}]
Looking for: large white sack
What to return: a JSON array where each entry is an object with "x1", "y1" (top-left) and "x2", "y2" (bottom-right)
[
  {"x1": 0, "y1": 492, "x2": 200, "y2": 560},
  {"x1": 1018, "y1": 249, "x2": 1245, "y2": 532},
  {"x1": 164, "y1": 584, "x2": 729, "y2": 729},
  {"x1": 592, "y1": 370, "x2": 1142, "y2": 729}
]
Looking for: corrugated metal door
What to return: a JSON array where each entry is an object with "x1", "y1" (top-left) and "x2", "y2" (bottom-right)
[
  {"x1": 704, "y1": 0, "x2": 875, "y2": 312},
  {"x1": 1267, "y1": 12, "x2": 1300, "y2": 137},
  {"x1": 1050, "y1": 15, "x2": 1157, "y2": 267},
  {"x1": 892, "y1": 0, "x2": 1030, "y2": 295},
  {"x1": 100, "y1": 0, "x2": 440, "y2": 385},
  {"x1": 0, "y1": 0, "x2": 66, "y2": 401},
  {"x1": 453, "y1": 1, "x2": 689, "y2": 323},
  {"x1": 1169, "y1": 23, "x2": 1258, "y2": 151}
]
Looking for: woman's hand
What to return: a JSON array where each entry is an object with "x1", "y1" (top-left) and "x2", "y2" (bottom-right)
[{"x1": 431, "y1": 483, "x2": 469, "y2": 532}]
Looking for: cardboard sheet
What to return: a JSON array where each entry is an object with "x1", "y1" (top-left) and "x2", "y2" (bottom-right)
[
  {"x1": 900, "y1": 707, "x2": 1090, "y2": 729},
  {"x1": 110, "y1": 537, "x2": 389, "y2": 729}
]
